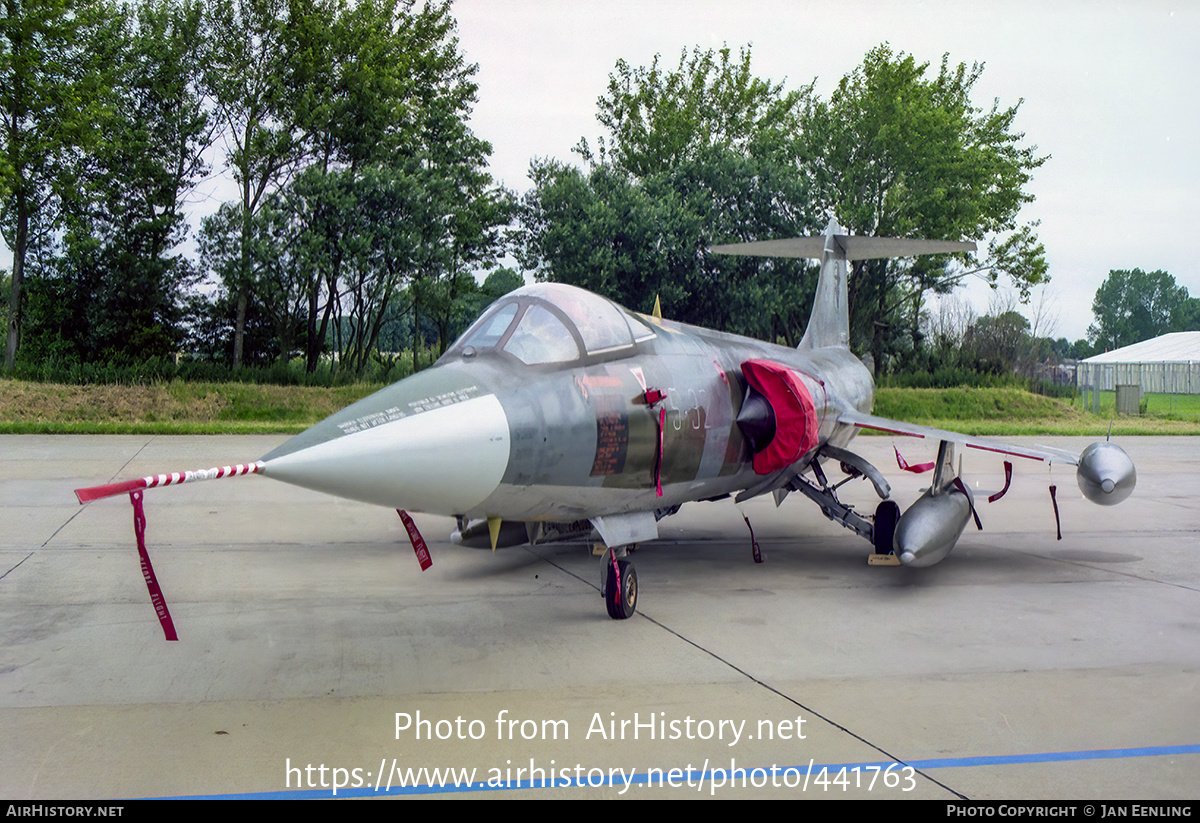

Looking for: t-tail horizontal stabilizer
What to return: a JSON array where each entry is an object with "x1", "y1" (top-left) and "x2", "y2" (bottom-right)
[
  {"x1": 708, "y1": 234, "x2": 977, "y2": 261},
  {"x1": 710, "y1": 219, "x2": 976, "y2": 350}
]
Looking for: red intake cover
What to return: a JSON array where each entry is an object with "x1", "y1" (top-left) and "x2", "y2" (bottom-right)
[{"x1": 741, "y1": 359, "x2": 819, "y2": 474}]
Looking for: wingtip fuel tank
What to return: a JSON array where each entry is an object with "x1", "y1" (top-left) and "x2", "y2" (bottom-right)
[{"x1": 1075, "y1": 441, "x2": 1136, "y2": 506}]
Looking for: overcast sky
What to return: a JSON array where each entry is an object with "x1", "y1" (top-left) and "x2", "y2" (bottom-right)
[{"x1": 449, "y1": 0, "x2": 1200, "y2": 341}]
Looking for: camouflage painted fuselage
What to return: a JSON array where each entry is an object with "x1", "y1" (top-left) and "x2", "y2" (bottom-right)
[{"x1": 260, "y1": 284, "x2": 874, "y2": 523}]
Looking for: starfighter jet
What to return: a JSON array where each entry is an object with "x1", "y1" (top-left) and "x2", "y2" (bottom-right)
[{"x1": 76, "y1": 219, "x2": 1136, "y2": 622}]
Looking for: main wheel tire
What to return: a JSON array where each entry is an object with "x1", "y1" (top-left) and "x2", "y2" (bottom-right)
[
  {"x1": 605, "y1": 559, "x2": 638, "y2": 619},
  {"x1": 873, "y1": 500, "x2": 900, "y2": 555}
]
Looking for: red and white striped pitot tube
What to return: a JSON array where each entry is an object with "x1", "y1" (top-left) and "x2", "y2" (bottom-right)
[{"x1": 74, "y1": 461, "x2": 265, "y2": 504}]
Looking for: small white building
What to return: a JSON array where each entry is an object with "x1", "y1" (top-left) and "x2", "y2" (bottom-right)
[{"x1": 1077, "y1": 332, "x2": 1200, "y2": 394}]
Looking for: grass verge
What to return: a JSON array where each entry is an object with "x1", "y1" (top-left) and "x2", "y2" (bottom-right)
[
  {"x1": 0, "y1": 378, "x2": 381, "y2": 434},
  {"x1": 871, "y1": 387, "x2": 1200, "y2": 436},
  {"x1": 2, "y1": 379, "x2": 1199, "y2": 436}
]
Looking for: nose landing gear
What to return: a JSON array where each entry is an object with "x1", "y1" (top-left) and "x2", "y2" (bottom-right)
[
  {"x1": 605, "y1": 556, "x2": 638, "y2": 619},
  {"x1": 597, "y1": 544, "x2": 638, "y2": 619}
]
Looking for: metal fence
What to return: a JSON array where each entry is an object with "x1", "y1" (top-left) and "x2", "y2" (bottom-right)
[{"x1": 1075, "y1": 361, "x2": 1200, "y2": 395}]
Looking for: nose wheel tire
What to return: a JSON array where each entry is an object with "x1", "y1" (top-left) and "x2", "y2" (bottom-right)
[{"x1": 605, "y1": 559, "x2": 638, "y2": 619}]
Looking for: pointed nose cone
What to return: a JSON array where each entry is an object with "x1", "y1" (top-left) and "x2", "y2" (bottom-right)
[
  {"x1": 260, "y1": 393, "x2": 510, "y2": 515},
  {"x1": 1076, "y1": 441, "x2": 1136, "y2": 506}
]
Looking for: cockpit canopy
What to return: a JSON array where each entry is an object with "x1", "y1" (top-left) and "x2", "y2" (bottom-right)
[{"x1": 447, "y1": 283, "x2": 656, "y2": 366}]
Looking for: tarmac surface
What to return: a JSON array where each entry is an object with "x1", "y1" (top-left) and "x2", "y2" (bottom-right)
[{"x1": 1, "y1": 433, "x2": 1197, "y2": 800}]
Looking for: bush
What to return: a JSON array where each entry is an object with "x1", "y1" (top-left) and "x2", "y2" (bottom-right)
[
  {"x1": 882, "y1": 370, "x2": 1078, "y2": 399},
  {"x1": 9, "y1": 349, "x2": 440, "y2": 387},
  {"x1": 1027, "y1": 378, "x2": 1077, "y2": 400},
  {"x1": 879, "y1": 368, "x2": 1027, "y2": 390}
]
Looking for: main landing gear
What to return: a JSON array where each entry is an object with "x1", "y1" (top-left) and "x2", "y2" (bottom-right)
[{"x1": 872, "y1": 500, "x2": 900, "y2": 555}]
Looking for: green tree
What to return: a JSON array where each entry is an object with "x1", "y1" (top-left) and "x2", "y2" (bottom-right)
[
  {"x1": 801, "y1": 44, "x2": 1048, "y2": 371},
  {"x1": 1173, "y1": 295, "x2": 1200, "y2": 332},
  {"x1": 578, "y1": 45, "x2": 811, "y2": 179},
  {"x1": 524, "y1": 43, "x2": 1046, "y2": 358},
  {"x1": 522, "y1": 45, "x2": 819, "y2": 340},
  {"x1": 0, "y1": 269, "x2": 9, "y2": 336},
  {"x1": 201, "y1": 0, "x2": 509, "y2": 375},
  {"x1": 35, "y1": 0, "x2": 212, "y2": 362},
  {"x1": 480, "y1": 267, "x2": 524, "y2": 301},
  {"x1": 202, "y1": 0, "x2": 298, "y2": 368},
  {"x1": 198, "y1": 196, "x2": 303, "y2": 365},
  {"x1": 1087, "y1": 268, "x2": 1190, "y2": 350},
  {"x1": 521, "y1": 160, "x2": 699, "y2": 316},
  {"x1": 1067, "y1": 338, "x2": 1096, "y2": 360},
  {"x1": 1, "y1": 0, "x2": 108, "y2": 368},
  {"x1": 966, "y1": 310, "x2": 1030, "y2": 374}
]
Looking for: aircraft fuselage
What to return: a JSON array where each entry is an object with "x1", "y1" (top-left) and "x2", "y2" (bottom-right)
[
  {"x1": 260, "y1": 296, "x2": 873, "y2": 524},
  {"x1": 75, "y1": 221, "x2": 1137, "y2": 625}
]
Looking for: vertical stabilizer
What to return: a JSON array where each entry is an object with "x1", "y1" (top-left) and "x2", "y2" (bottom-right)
[
  {"x1": 800, "y1": 219, "x2": 850, "y2": 350},
  {"x1": 709, "y1": 221, "x2": 976, "y2": 352}
]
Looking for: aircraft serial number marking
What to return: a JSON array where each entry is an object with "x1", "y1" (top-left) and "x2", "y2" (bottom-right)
[{"x1": 336, "y1": 386, "x2": 481, "y2": 435}]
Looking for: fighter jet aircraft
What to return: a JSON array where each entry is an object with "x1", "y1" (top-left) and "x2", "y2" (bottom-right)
[{"x1": 76, "y1": 218, "x2": 1136, "y2": 622}]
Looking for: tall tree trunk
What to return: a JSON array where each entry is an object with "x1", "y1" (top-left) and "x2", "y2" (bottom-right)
[
  {"x1": 4, "y1": 204, "x2": 27, "y2": 370},
  {"x1": 411, "y1": 294, "x2": 420, "y2": 374},
  {"x1": 233, "y1": 289, "x2": 247, "y2": 369},
  {"x1": 232, "y1": 202, "x2": 252, "y2": 369}
]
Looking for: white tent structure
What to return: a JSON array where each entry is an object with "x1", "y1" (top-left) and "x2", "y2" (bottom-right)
[{"x1": 1077, "y1": 332, "x2": 1200, "y2": 394}]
